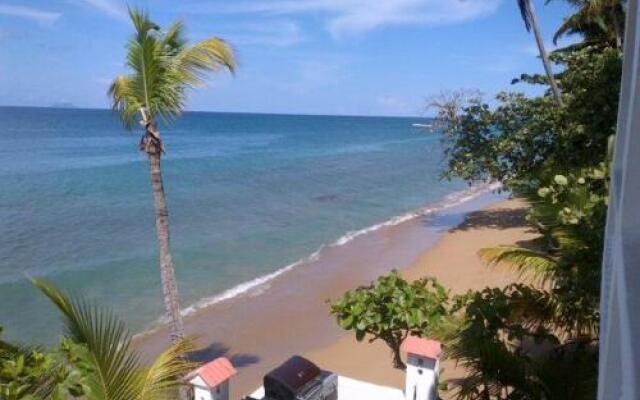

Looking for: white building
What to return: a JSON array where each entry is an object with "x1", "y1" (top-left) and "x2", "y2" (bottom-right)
[
  {"x1": 186, "y1": 357, "x2": 238, "y2": 400},
  {"x1": 187, "y1": 336, "x2": 441, "y2": 400},
  {"x1": 401, "y1": 336, "x2": 441, "y2": 400}
]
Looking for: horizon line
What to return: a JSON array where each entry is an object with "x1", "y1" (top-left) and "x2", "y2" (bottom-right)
[{"x1": 0, "y1": 104, "x2": 434, "y2": 120}]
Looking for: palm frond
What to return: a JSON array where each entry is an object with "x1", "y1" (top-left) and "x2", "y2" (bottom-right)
[
  {"x1": 128, "y1": 7, "x2": 160, "y2": 42},
  {"x1": 479, "y1": 246, "x2": 558, "y2": 285},
  {"x1": 33, "y1": 278, "x2": 141, "y2": 400},
  {"x1": 517, "y1": 0, "x2": 533, "y2": 31},
  {"x1": 138, "y1": 339, "x2": 197, "y2": 400},
  {"x1": 109, "y1": 75, "x2": 143, "y2": 128},
  {"x1": 173, "y1": 37, "x2": 237, "y2": 84},
  {"x1": 32, "y1": 278, "x2": 196, "y2": 400},
  {"x1": 445, "y1": 329, "x2": 530, "y2": 399},
  {"x1": 110, "y1": 7, "x2": 236, "y2": 128},
  {"x1": 163, "y1": 20, "x2": 187, "y2": 55}
]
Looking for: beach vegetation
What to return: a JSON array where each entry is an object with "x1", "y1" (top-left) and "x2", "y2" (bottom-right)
[
  {"x1": 324, "y1": 0, "x2": 620, "y2": 393},
  {"x1": 108, "y1": 8, "x2": 236, "y2": 343},
  {"x1": 330, "y1": 271, "x2": 449, "y2": 370},
  {"x1": 436, "y1": 46, "x2": 621, "y2": 186},
  {"x1": 417, "y1": 2, "x2": 622, "y2": 398},
  {"x1": 1, "y1": 280, "x2": 197, "y2": 400},
  {"x1": 444, "y1": 285, "x2": 599, "y2": 399},
  {"x1": 0, "y1": 328, "x2": 83, "y2": 400},
  {"x1": 442, "y1": 165, "x2": 607, "y2": 398},
  {"x1": 551, "y1": 0, "x2": 626, "y2": 49}
]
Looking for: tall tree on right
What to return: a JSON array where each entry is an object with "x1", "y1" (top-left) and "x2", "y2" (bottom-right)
[{"x1": 517, "y1": 0, "x2": 563, "y2": 104}]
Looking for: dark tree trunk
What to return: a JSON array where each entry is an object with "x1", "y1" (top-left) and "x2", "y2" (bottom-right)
[
  {"x1": 147, "y1": 131, "x2": 185, "y2": 344},
  {"x1": 392, "y1": 349, "x2": 406, "y2": 370},
  {"x1": 527, "y1": 0, "x2": 563, "y2": 105},
  {"x1": 610, "y1": 8, "x2": 623, "y2": 49},
  {"x1": 390, "y1": 337, "x2": 406, "y2": 370}
]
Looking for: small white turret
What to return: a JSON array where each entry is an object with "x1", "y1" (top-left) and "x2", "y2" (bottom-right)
[
  {"x1": 186, "y1": 357, "x2": 237, "y2": 400},
  {"x1": 401, "y1": 336, "x2": 442, "y2": 400}
]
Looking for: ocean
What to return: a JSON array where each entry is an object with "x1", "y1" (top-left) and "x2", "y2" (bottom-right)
[{"x1": 0, "y1": 106, "x2": 480, "y2": 345}]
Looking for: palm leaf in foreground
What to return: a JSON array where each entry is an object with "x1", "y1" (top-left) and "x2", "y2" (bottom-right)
[
  {"x1": 138, "y1": 339, "x2": 197, "y2": 400},
  {"x1": 33, "y1": 278, "x2": 140, "y2": 400},
  {"x1": 479, "y1": 246, "x2": 558, "y2": 285},
  {"x1": 32, "y1": 278, "x2": 194, "y2": 400}
]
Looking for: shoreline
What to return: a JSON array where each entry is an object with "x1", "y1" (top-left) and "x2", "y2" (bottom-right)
[
  {"x1": 133, "y1": 189, "x2": 520, "y2": 399},
  {"x1": 135, "y1": 182, "x2": 501, "y2": 339}
]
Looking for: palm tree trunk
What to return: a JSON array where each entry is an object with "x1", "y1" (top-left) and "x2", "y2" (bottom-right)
[
  {"x1": 610, "y1": 8, "x2": 623, "y2": 49},
  {"x1": 148, "y1": 149, "x2": 185, "y2": 344},
  {"x1": 527, "y1": 0, "x2": 563, "y2": 105}
]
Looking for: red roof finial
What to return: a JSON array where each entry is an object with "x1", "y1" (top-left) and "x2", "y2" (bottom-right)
[
  {"x1": 401, "y1": 336, "x2": 442, "y2": 360},
  {"x1": 186, "y1": 357, "x2": 237, "y2": 387}
]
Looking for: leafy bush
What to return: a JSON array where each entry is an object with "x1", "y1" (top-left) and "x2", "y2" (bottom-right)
[
  {"x1": 436, "y1": 46, "x2": 621, "y2": 187},
  {"x1": 330, "y1": 271, "x2": 449, "y2": 369},
  {"x1": 425, "y1": 8, "x2": 622, "y2": 397}
]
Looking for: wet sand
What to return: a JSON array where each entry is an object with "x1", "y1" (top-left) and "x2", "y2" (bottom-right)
[{"x1": 133, "y1": 194, "x2": 533, "y2": 399}]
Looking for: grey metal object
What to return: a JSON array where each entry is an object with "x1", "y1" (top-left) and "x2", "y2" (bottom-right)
[
  {"x1": 598, "y1": 0, "x2": 640, "y2": 398},
  {"x1": 263, "y1": 356, "x2": 338, "y2": 400}
]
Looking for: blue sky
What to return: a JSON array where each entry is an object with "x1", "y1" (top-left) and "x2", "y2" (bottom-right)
[{"x1": 0, "y1": 0, "x2": 576, "y2": 116}]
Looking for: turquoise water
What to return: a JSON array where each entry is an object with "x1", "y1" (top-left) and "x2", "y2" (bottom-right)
[{"x1": 0, "y1": 107, "x2": 467, "y2": 345}]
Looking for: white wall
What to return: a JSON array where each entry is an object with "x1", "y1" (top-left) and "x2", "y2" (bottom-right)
[
  {"x1": 193, "y1": 385, "x2": 212, "y2": 400},
  {"x1": 405, "y1": 355, "x2": 438, "y2": 400},
  {"x1": 190, "y1": 378, "x2": 229, "y2": 400}
]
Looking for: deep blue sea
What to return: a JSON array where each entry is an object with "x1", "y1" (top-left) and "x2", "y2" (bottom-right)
[{"x1": 0, "y1": 107, "x2": 469, "y2": 345}]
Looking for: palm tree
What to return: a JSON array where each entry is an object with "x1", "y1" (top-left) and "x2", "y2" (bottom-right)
[
  {"x1": 553, "y1": 0, "x2": 625, "y2": 48},
  {"x1": 33, "y1": 278, "x2": 197, "y2": 400},
  {"x1": 517, "y1": 0, "x2": 563, "y2": 105},
  {"x1": 478, "y1": 191, "x2": 603, "y2": 337},
  {"x1": 109, "y1": 8, "x2": 236, "y2": 343}
]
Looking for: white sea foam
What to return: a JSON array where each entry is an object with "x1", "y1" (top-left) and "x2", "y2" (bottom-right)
[
  {"x1": 148, "y1": 182, "x2": 502, "y2": 331},
  {"x1": 178, "y1": 246, "x2": 324, "y2": 318},
  {"x1": 330, "y1": 181, "x2": 502, "y2": 247}
]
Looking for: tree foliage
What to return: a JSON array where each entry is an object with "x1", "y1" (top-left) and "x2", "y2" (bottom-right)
[
  {"x1": 445, "y1": 285, "x2": 598, "y2": 399},
  {"x1": 437, "y1": 46, "x2": 621, "y2": 186},
  {"x1": 441, "y1": 164, "x2": 609, "y2": 399},
  {"x1": 109, "y1": 8, "x2": 236, "y2": 128},
  {"x1": 551, "y1": 0, "x2": 626, "y2": 48},
  {"x1": 427, "y1": 2, "x2": 623, "y2": 398},
  {"x1": 0, "y1": 332, "x2": 83, "y2": 400},
  {"x1": 0, "y1": 281, "x2": 199, "y2": 400},
  {"x1": 330, "y1": 271, "x2": 449, "y2": 369},
  {"x1": 31, "y1": 278, "x2": 197, "y2": 400}
]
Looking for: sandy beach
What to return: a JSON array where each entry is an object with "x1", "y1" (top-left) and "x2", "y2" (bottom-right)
[
  {"x1": 304, "y1": 198, "x2": 536, "y2": 398},
  {"x1": 133, "y1": 195, "x2": 536, "y2": 399}
]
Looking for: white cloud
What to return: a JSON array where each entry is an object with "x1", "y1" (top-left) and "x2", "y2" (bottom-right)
[
  {"x1": 0, "y1": 4, "x2": 61, "y2": 25},
  {"x1": 215, "y1": 20, "x2": 306, "y2": 47},
  {"x1": 76, "y1": 0, "x2": 128, "y2": 21},
  {"x1": 206, "y1": 0, "x2": 501, "y2": 37}
]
